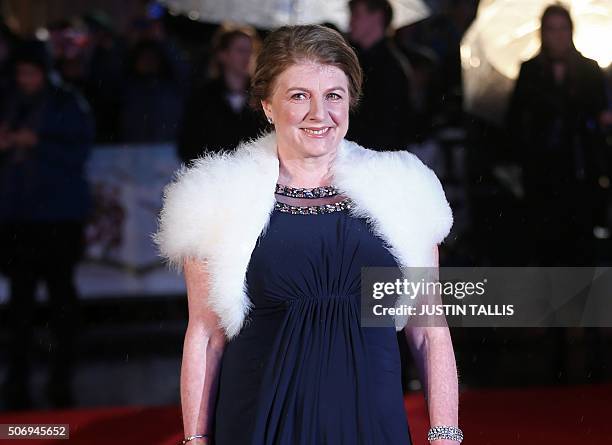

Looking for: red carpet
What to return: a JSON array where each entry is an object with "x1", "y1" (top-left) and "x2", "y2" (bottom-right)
[{"x1": 1, "y1": 384, "x2": 610, "y2": 444}]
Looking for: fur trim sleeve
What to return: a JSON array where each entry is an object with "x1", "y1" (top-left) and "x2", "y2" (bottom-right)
[
  {"x1": 152, "y1": 155, "x2": 228, "y2": 271},
  {"x1": 151, "y1": 134, "x2": 279, "y2": 339},
  {"x1": 334, "y1": 141, "x2": 453, "y2": 268},
  {"x1": 402, "y1": 151, "x2": 453, "y2": 246}
]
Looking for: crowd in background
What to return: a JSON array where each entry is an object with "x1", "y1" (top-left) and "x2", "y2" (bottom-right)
[
  {"x1": 0, "y1": 1, "x2": 475, "y2": 145},
  {"x1": 0, "y1": 0, "x2": 611, "y2": 410}
]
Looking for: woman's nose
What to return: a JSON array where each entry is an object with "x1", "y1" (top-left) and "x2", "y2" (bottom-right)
[{"x1": 307, "y1": 96, "x2": 326, "y2": 121}]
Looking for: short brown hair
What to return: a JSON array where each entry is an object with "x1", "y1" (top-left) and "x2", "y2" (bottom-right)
[{"x1": 250, "y1": 25, "x2": 363, "y2": 112}]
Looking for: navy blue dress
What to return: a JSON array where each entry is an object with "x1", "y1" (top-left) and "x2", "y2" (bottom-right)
[{"x1": 213, "y1": 204, "x2": 412, "y2": 444}]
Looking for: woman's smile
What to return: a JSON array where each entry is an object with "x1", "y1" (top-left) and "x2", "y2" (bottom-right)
[{"x1": 301, "y1": 127, "x2": 332, "y2": 137}]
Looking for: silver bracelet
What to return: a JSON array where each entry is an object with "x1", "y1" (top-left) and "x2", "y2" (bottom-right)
[
  {"x1": 181, "y1": 434, "x2": 209, "y2": 444},
  {"x1": 427, "y1": 425, "x2": 463, "y2": 442}
]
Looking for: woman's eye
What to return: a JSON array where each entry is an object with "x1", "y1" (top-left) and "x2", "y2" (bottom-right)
[
  {"x1": 291, "y1": 93, "x2": 307, "y2": 100},
  {"x1": 327, "y1": 93, "x2": 342, "y2": 101}
]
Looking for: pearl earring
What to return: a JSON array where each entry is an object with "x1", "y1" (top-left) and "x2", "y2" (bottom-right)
[{"x1": 267, "y1": 116, "x2": 273, "y2": 125}]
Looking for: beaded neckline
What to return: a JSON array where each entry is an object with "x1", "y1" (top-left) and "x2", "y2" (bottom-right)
[
  {"x1": 275, "y1": 183, "x2": 340, "y2": 199},
  {"x1": 274, "y1": 197, "x2": 354, "y2": 214}
]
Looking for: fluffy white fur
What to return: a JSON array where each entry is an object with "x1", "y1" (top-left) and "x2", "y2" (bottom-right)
[{"x1": 153, "y1": 132, "x2": 453, "y2": 338}]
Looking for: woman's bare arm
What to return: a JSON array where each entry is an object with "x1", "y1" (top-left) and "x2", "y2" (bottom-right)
[
  {"x1": 181, "y1": 257, "x2": 227, "y2": 444},
  {"x1": 404, "y1": 245, "x2": 460, "y2": 444}
]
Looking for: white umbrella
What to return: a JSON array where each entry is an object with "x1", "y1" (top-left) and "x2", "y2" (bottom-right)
[
  {"x1": 461, "y1": 0, "x2": 612, "y2": 125},
  {"x1": 387, "y1": 0, "x2": 430, "y2": 30},
  {"x1": 160, "y1": 0, "x2": 429, "y2": 31}
]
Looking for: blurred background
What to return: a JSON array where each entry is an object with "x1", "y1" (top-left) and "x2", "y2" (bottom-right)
[{"x1": 0, "y1": 0, "x2": 610, "y2": 443}]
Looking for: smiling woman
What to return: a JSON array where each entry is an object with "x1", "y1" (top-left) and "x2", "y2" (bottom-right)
[
  {"x1": 155, "y1": 24, "x2": 460, "y2": 445},
  {"x1": 251, "y1": 25, "x2": 362, "y2": 170},
  {"x1": 261, "y1": 62, "x2": 350, "y2": 160}
]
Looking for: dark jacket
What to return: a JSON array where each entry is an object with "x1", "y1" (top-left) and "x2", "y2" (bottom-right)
[
  {"x1": 346, "y1": 38, "x2": 414, "y2": 151},
  {"x1": 177, "y1": 77, "x2": 265, "y2": 164},
  {"x1": 0, "y1": 83, "x2": 95, "y2": 222},
  {"x1": 507, "y1": 50, "x2": 607, "y2": 194},
  {"x1": 506, "y1": 50, "x2": 608, "y2": 251}
]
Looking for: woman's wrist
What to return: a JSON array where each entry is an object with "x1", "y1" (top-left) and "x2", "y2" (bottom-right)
[
  {"x1": 180, "y1": 433, "x2": 210, "y2": 444},
  {"x1": 427, "y1": 425, "x2": 463, "y2": 443},
  {"x1": 182, "y1": 439, "x2": 208, "y2": 445}
]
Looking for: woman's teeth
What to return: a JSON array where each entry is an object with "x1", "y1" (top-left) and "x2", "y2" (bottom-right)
[{"x1": 302, "y1": 127, "x2": 330, "y2": 135}]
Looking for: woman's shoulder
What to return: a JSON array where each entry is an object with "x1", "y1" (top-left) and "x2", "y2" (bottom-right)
[
  {"x1": 158, "y1": 132, "x2": 276, "y2": 220},
  {"x1": 340, "y1": 139, "x2": 444, "y2": 188},
  {"x1": 338, "y1": 139, "x2": 453, "y2": 246},
  {"x1": 153, "y1": 133, "x2": 277, "y2": 269}
]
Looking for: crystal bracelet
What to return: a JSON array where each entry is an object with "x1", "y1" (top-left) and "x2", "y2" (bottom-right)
[
  {"x1": 181, "y1": 433, "x2": 209, "y2": 444},
  {"x1": 427, "y1": 425, "x2": 464, "y2": 442}
]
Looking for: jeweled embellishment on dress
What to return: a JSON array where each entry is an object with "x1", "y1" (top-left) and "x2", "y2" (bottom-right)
[
  {"x1": 275, "y1": 183, "x2": 340, "y2": 198},
  {"x1": 274, "y1": 198, "x2": 354, "y2": 214}
]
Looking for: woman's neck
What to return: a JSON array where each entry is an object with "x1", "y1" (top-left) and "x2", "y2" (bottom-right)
[{"x1": 276, "y1": 146, "x2": 337, "y2": 188}]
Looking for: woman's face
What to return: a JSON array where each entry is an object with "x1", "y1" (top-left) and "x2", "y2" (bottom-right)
[{"x1": 262, "y1": 62, "x2": 350, "y2": 158}]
